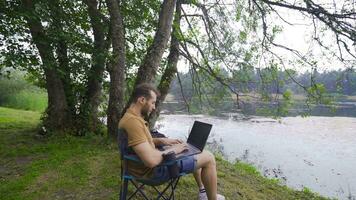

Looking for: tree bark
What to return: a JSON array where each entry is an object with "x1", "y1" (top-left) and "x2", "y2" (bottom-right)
[
  {"x1": 106, "y1": 0, "x2": 126, "y2": 139},
  {"x1": 149, "y1": 1, "x2": 182, "y2": 128},
  {"x1": 121, "y1": 0, "x2": 177, "y2": 119},
  {"x1": 83, "y1": 0, "x2": 108, "y2": 132},
  {"x1": 56, "y1": 40, "x2": 74, "y2": 111},
  {"x1": 49, "y1": 0, "x2": 76, "y2": 116},
  {"x1": 133, "y1": 0, "x2": 177, "y2": 87},
  {"x1": 22, "y1": 0, "x2": 70, "y2": 131}
]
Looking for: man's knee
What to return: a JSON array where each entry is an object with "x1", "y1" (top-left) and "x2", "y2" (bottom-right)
[
  {"x1": 203, "y1": 150, "x2": 216, "y2": 166},
  {"x1": 195, "y1": 150, "x2": 216, "y2": 169}
]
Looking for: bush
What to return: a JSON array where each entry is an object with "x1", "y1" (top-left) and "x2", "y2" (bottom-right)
[
  {"x1": 0, "y1": 71, "x2": 47, "y2": 112},
  {"x1": 4, "y1": 90, "x2": 47, "y2": 112}
]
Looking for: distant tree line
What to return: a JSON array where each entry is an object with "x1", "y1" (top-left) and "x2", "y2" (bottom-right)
[{"x1": 169, "y1": 68, "x2": 356, "y2": 104}]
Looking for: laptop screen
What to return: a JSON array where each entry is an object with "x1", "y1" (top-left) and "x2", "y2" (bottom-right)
[{"x1": 187, "y1": 121, "x2": 212, "y2": 151}]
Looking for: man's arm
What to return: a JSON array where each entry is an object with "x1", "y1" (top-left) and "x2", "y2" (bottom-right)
[
  {"x1": 152, "y1": 138, "x2": 164, "y2": 146},
  {"x1": 152, "y1": 138, "x2": 183, "y2": 146},
  {"x1": 132, "y1": 141, "x2": 188, "y2": 168}
]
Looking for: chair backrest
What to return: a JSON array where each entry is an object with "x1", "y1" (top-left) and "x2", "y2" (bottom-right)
[
  {"x1": 117, "y1": 128, "x2": 127, "y2": 160},
  {"x1": 118, "y1": 129, "x2": 136, "y2": 157},
  {"x1": 118, "y1": 128, "x2": 140, "y2": 181}
]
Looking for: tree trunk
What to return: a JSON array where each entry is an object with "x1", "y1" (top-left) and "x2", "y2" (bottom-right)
[
  {"x1": 122, "y1": 0, "x2": 177, "y2": 118},
  {"x1": 83, "y1": 0, "x2": 108, "y2": 132},
  {"x1": 22, "y1": 0, "x2": 70, "y2": 132},
  {"x1": 133, "y1": 0, "x2": 177, "y2": 86},
  {"x1": 49, "y1": 0, "x2": 76, "y2": 117},
  {"x1": 149, "y1": 1, "x2": 182, "y2": 128},
  {"x1": 56, "y1": 40, "x2": 74, "y2": 113},
  {"x1": 106, "y1": 0, "x2": 126, "y2": 139}
]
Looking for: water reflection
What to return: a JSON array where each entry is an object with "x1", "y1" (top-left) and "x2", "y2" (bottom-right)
[{"x1": 157, "y1": 114, "x2": 356, "y2": 200}]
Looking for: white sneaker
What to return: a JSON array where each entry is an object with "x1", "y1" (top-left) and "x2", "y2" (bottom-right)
[
  {"x1": 198, "y1": 191, "x2": 208, "y2": 200},
  {"x1": 217, "y1": 194, "x2": 226, "y2": 200},
  {"x1": 198, "y1": 190, "x2": 225, "y2": 200}
]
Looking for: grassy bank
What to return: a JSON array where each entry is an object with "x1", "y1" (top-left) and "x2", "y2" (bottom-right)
[
  {"x1": 0, "y1": 107, "x2": 329, "y2": 200},
  {"x1": 3, "y1": 90, "x2": 47, "y2": 112},
  {"x1": 0, "y1": 73, "x2": 47, "y2": 112}
]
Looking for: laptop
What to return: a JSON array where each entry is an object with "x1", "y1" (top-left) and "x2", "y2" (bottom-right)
[{"x1": 175, "y1": 120, "x2": 212, "y2": 158}]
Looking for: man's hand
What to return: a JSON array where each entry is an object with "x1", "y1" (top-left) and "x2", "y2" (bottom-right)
[
  {"x1": 160, "y1": 138, "x2": 183, "y2": 145},
  {"x1": 168, "y1": 143, "x2": 188, "y2": 155}
]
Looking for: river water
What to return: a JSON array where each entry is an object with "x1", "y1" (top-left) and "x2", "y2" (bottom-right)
[{"x1": 156, "y1": 114, "x2": 356, "y2": 200}]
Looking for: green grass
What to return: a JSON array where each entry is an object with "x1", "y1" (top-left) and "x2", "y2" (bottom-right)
[
  {"x1": 0, "y1": 107, "x2": 41, "y2": 130},
  {"x1": 4, "y1": 90, "x2": 47, "y2": 112},
  {"x1": 0, "y1": 72, "x2": 47, "y2": 112},
  {"x1": 0, "y1": 107, "x2": 330, "y2": 200}
]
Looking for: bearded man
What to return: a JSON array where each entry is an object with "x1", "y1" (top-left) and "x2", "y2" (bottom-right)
[{"x1": 119, "y1": 83, "x2": 225, "y2": 200}]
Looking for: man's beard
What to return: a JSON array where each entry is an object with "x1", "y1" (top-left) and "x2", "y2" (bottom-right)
[{"x1": 141, "y1": 103, "x2": 151, "y2": 119}]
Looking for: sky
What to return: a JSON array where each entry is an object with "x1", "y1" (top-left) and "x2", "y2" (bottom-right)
[
  {"x1": 176, "y1": 0, "x2": 355, "y2": 74},
  {"x1": 270, "y1": 2, "x2": 355, "y2": 72}
]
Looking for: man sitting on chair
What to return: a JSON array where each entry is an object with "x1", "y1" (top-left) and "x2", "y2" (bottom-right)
[{"x1": 119, "y1": 83, "x2": 225, "y2": 200}]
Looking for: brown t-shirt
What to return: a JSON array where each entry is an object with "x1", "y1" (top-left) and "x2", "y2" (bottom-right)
[{"x1": 118, "y1": 108, "x2": 155, "y2": 178}]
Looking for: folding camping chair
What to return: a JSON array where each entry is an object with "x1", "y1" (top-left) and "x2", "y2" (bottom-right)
[{"x1": 118, "y1": 129, "x2": 189, "y2": 200}]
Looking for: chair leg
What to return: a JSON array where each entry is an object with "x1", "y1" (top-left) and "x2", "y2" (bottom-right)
[
  {"x1": 156, "y1": 178, "x2": 178, "y2": 200},
  {"x1": 152, "y1": 185, "x2": 168, "y2": 200},
  {"x1": 120, "y1": 178, "x2": 128, "y2": 200},
  {"x1": 120, "y1": 177, "x2": 181, "y2": 200},
  {"x1": 170, "y1": 177, "x2": 180, "y2": 200},
  {"x1": 166, "y1": 177, "x2": 180, "y2": 200},
  {"x1": 130, "y1": 180, "x2": 150, "y2": 200}
]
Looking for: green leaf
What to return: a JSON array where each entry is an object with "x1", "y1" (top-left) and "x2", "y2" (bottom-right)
[
  {"x1": 235, "y1": 5, "x2": 242, "y2": 22},
  {"x1": 239, "y1": 31, "x2": 247, "y2": 42}
]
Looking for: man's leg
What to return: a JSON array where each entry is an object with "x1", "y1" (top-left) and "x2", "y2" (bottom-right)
[
  {"x1": 195, "y1": 150, "x2": 217, "y2": 200},
  {"x1": 193, "y1": 168, "x2": 204, "y2": 189}
]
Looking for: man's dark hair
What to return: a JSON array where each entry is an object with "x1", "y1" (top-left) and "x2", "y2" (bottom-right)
[{"x1": 131, "y1": 83, "x2": 160, "y2": 104}]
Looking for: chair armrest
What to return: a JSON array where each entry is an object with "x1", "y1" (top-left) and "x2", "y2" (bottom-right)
[
  {"x1": 123, "y1": 154, "x2": 142, "y2": 163},
  {"x1": 160, "y1": 156, "x2": 190, "y2": 165},
  {"x1": 124, "y1": 152, "x2": 190, "y2": 167}
]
